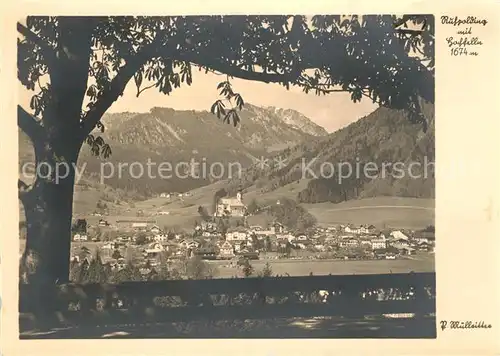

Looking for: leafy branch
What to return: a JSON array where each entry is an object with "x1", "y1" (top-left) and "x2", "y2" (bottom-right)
[{"x1": 210, "y1": 77, "x2": 245, "y2": 126}]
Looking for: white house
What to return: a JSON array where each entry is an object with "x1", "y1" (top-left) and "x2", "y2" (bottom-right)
[
  {"x1": 339, "y1": 239, "x2": 359, "y2": 248},
  {"x1": 391, "y1": 239, "x2": 410, "y2": 248},
  {"x1": 358, "y1": 225, "x2": 377, "y2": 234},
  {"x1": 324, "y1": 236, "x2": 336, "y2": 244},
  {"x1": 415, "y1": 236, "x2": 429, "y2": 244},
  {"x1": 250, "y1": 225, "x2": 263, "y2": 232},
  {"x1": 73, "y1": 234, "x2": 88, "y2": 241},
  {"x1": 392, "y1": 244, "x2": 415, "y2": 255},
  {"x1": 154, "y1": 234, "x2": 168, "y2": 242},
  {"x1": 340, "y1": 234, "x2": 356, "y2": 240},
  {"x1": 144, "y1": 242, "x2": 164, "y2": 255},
  {"x1": 413, "y1": 231, "x2": 435, "y2": 245},
  {"x1": 359, "y1": 225, "x2": 370, "y2": 234},
  {"x1": 150, "y1": 225, "x2": 161, "y2": 234},
  {"x1": 226, "y1": 230, "x2": 247, "y2": 242},
  {"x1": 117, "y1": 235, "x2": 131, "y2": 243},
  {"x1": 219, "y1": 241, "x2": 235, "y2": 258},
  {"x1": 132, "y1": 222, "x2": 148, "y2": 230},
  {"x1": 371, "y1": 238, "x2": 387, "y2": 250},
  {"x1": 344, "y1": 225, "x2": 361, "y2": 234},
  {"x1": 314, "y1": 244, "x2": 326, "y2": 251},
  {"x1": 179, "y1": 239, "x2": 200, "y2": 249},
  {"x1": 390, "y1": 230, "x2": 409, "y2": 241}
]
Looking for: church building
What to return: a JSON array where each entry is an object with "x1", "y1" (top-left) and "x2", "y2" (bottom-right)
[{"x1": 214, "y1": 190, "x2": 247, "y2": 217}]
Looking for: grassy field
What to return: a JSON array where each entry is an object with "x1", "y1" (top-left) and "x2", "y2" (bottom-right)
[
  {"x1": 304, "y1": 197, "x2": 434, "y2": 230},
  {"x1": 211, "y1": 253, "x2": 435, "y2": 278},
  {"x1": 126, "y1": 187, "x2": 434, "y2": 230}
]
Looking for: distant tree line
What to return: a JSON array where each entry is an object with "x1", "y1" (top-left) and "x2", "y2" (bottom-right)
[
  {"x1": 70, "y1": 253, "x2": 220, "y2": 284},
  {"x1": 267, "y1": 198, "x2": 317, "y2": 232}
]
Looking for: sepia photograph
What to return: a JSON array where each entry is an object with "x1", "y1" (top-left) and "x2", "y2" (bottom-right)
[{"x1": 14, "y1": 14, "x2": 437, "y2": 339}]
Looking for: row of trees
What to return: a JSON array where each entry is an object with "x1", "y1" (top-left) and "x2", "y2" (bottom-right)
[
  {"x1": 239, "y1": 260, "x2": 274, "y2": 278},
  {"x1": 70, "y1": 254, "x2": 219, "y2": 283},
  {"x1": 70, "y1": 253, "x2": 275, "y2": 283}
]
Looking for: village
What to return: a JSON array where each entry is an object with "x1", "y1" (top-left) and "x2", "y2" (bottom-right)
[{"x1": 70, "y1": 209, "x2": 436, "y2": 278}]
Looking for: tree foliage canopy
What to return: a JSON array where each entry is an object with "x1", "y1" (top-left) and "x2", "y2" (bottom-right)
[{"x1": 18, "y1": 15, "x2": 434, "y2": 161}]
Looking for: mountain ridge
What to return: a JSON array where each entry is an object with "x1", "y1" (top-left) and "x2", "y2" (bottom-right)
[
  {"x1": 218, "y1": 100, "x2": 435, "y2": 204},
  {"x1": 102, "y1": 104, "x2": 328, "y2": 150},
  {"x1": 19, "y1": 103, "x2": 328, "y2": 199}
]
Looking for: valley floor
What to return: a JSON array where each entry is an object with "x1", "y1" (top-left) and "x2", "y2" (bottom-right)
[
  {"x1": 213, "y1": 253, "x2": 434, "y2": 278},
  {"x1": 304, "y1": 197, "x2": 434, "y2": 230}
]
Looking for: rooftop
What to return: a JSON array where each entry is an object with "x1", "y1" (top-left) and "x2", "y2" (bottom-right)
[{"x1": 219, "y1": 198, "x2": 246, "y2": 207}]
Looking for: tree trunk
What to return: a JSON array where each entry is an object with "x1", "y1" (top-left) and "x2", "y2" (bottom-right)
[
  {"x1": 19, "y1": 142, "x2": 80, "y2": 317},
  {"x1": 20, "y1": 170, "x2": 76, "y2": 284}
]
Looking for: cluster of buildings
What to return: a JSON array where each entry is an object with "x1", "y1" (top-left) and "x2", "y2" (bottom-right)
[
  {"x1": 187, "y1": 222, "x2": 435, "y2": 260},
  {"x1": 70, "y1": 207, "x2": 436, "y2": 272},
  {"x1": 69, "y1": 190, "x2": 435, "y2": 271}
]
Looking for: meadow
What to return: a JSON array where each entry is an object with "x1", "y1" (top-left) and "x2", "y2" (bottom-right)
[
  {"x1": 304, "y1": 197, "x2": 434, "y2": 229},
  {"x1": 130, "y1": 194, "x2": 435, "y2": 230},
  {"x1": 211, "y1": 253, "x2": 435, "y2": 278}
]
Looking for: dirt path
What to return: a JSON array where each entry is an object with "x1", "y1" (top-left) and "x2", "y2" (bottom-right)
[{"x1": 21, "y1": 316, "x2": 436, "y2": 339}]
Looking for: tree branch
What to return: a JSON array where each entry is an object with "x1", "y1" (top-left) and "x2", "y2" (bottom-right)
[
  {"x1": 17, "y1": 22, "x2": 57, "y2": 69},
  {"x1": 180, "y1": 53, "x2": 302, "y2": 84},
  {"x1": 136, "y1": 82, "x2": 157, "y2": 97},
  {"x1": 81, "y1": 58, "x2": 146, "y2": 138},
  {"x1": 81, "y1": 30, "x2": 181, "y2": 137},
  {"x1": 18, "y1": 105, "x2": 43, "y2": 143},
  {"x1": 18, "y1": 179, "x2": 34, "y2": 201},
  {"x1": 18, "y1": 179, "x2": 30, "y2": 190}
]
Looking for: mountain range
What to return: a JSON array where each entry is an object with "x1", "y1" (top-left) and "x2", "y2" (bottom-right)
[
  {"x1": 19, "y1": 103, "x2": 328, "y2": 199},
  {"x1": 221, "y1": 100, "x2": 435, "y2": 204}
]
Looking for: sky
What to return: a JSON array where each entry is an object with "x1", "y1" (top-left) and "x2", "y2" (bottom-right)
[{"x1": 19, "y1": 70, "x2": 377, "y2": 133}]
